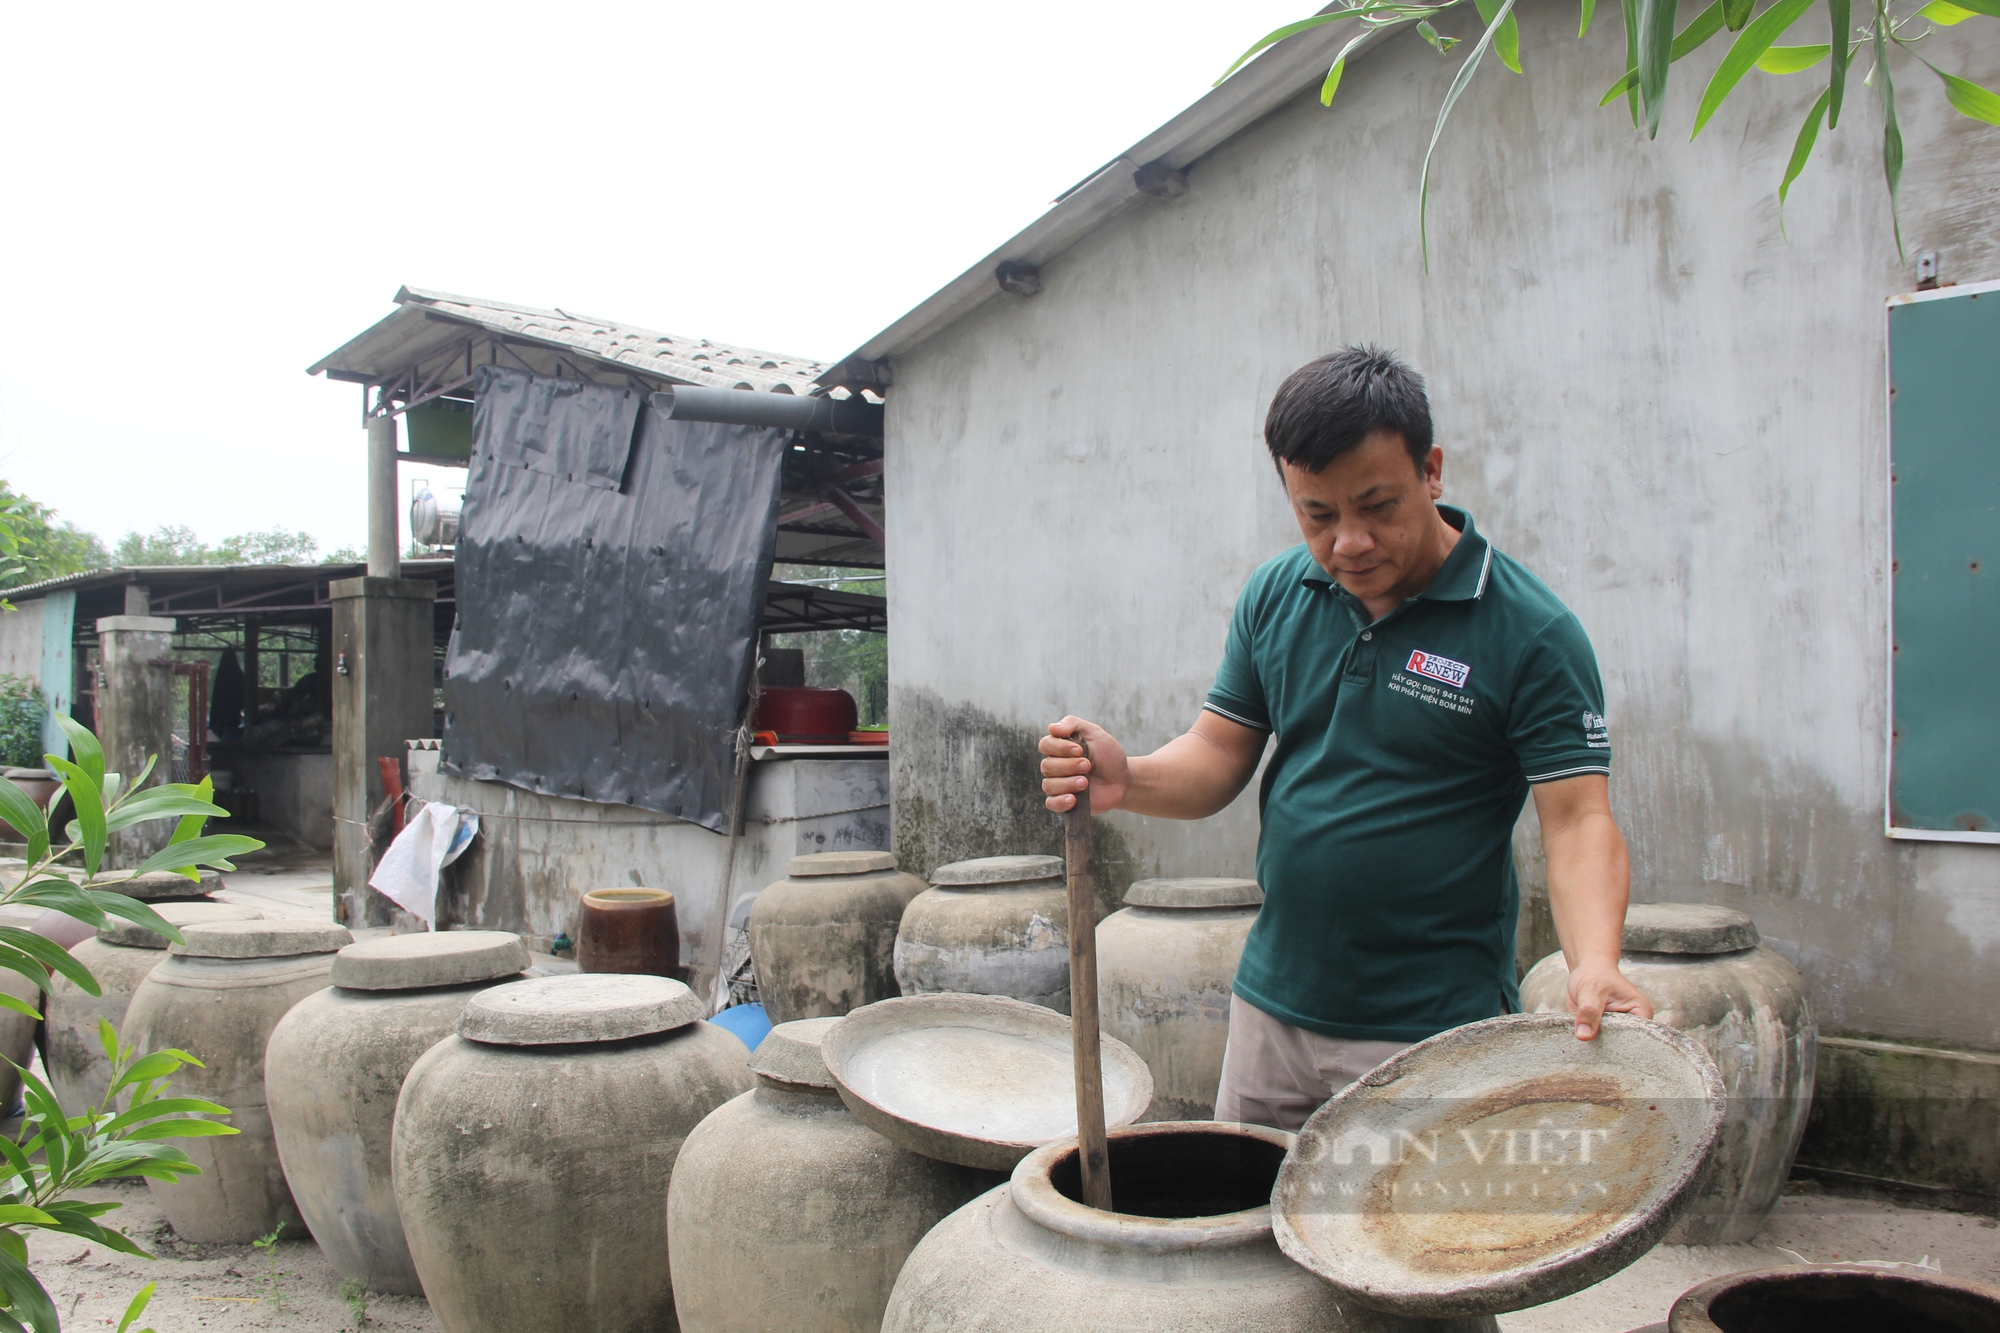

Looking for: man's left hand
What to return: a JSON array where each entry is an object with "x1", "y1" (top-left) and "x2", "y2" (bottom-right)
[{"x1": 1566, "y1": 958, "x2": 1652, "y2": 1041}]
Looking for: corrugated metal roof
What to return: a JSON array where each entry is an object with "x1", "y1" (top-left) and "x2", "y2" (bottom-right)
[{"x1": 310, "y1": 286, "x2": 828, "y2": 395}]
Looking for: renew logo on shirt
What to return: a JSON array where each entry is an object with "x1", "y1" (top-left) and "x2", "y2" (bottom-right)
[{"x1": 1405, "y1": 649, "x2": 1472, "y2": 690}]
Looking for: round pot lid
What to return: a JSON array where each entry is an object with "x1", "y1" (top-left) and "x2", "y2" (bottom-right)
[
  {"x1": 1272, "y1": 1012, "x2": 1725, "y2": 1319},
  {"x1": 458, "y1": 972, "x2": 704, "y2": 1046},
  {"x1": 99, "y1": 901, "x2": 261, "y2": 950},
  {"x1": 171, "y1": 918, "x2": 353, "y2": 960},
  {"x1": 1123, "y1": 877, "x2": 1263, "y2": 909},
  {"x1": 89, "y1": 870, "x2": 222, "y2": 902},
  {"x1": 929, "y1": 855, "x2": 1064, "y2": 888},
  {"x1": 751, "y1": 1016, "x2": 841, "y2": 1088},
  {"x1": 1622, "y1": 903, "x2": 1758, "y2": 955},
  {"x1": 332, "y1": 930, "x2": 531, "y2": 991},
  {"x1": 823, "y1": 993, "x2": 1154, "y2": 1171},
  {"x1": 787, "y1": 850, "x2": 897, "y2": 878}
]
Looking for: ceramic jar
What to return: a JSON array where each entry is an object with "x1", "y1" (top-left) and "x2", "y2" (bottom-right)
[
  {"x1": 393, "y1": 973, "x2": 754, "y2": 1333},
  {"x1": 894, "y1": 855, "x2": 1070, "y2": 1013},
  {"x1": 882, "y1": 1121, "x2": 1499, "y2": 1333},
  {"x1": 47, "y1": 900, "x2": 263, "y2": 1114},
  {"x1": 1097, "y1": 877, "x2": 1262, "y2": 1121},
  {"x1": 123, "y1": 918, "x2": 353, "y2": 1243},
  {"x1": 750, "y1": 851, "x2": 926, "y2": 1022},
  {"x1": 1519, "y1": 902, "x2": 1815, "y2": 1244},
  {"x1": 575, "y1": 887, "x2": 681, "y2": 976},
  {"x1": 668, "y1": 1017, "x2": 1001, "y2": 1332},
  {"x1": 266, "y1": 931, "x2": 531, "y2": 1295}
]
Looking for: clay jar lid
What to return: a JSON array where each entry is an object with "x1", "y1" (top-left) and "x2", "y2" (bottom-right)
[
  {"x1": 751, "y1": 1016, "x2": 840, "y2": 1088},
  {"x1": 171, "y1": 918, "x2": 354, "y2": 960},
  {"x1": 332, "y1": 930, "x2": 531, "y2": 991},
  {"x1": 89, "y1": 870, "x2": 222, "y2": 902},
  {"x1": 459, "y1": 973, "x2": 704, "y2": 1046},
  {"x1": 787, "y1": 851, "x2": 897, "y2": 877},
  {"x1": 1623, "y1": 903, "x2": 1759, "y2": 954},
  {"x1": 99, "y1": 901, "x2": 261, "y2": 950},
  {"x1": 1272, "y1": 1012, "x2": 1726, "y2": 1318},
  {"x1": 1124, "y1": 877, "x2": 1263, "y2": 909},
  {"x1": 929, "y1": 855, "x2": 1063, "y2": 888}
]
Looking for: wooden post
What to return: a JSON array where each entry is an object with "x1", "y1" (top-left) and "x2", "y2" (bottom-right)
[{"x1": 1065, "y1": 774, "x2": 1113, "y2": 1212}]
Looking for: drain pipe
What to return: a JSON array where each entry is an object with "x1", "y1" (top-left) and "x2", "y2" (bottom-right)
[{"x1": 658, "y1": 385, "x2": 883, "y2": 438}]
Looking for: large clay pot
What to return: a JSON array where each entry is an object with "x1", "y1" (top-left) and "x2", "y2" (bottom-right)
[
  {"x1": 123, "y1": 918, "x2": 352, "y2": 1243},
  {"x1": 668, "y1": 1017, "x2": 1002, "y2": 1332},
  {"x1": 749, "y1": 851, "x2": 926, "y2": 1022},
  {"x1": 47, "y1": 900, "x2": 262, "y2": 1114},
  {"x1": 1097, "y1": 877, "x2": 1262, "y2": 1121},
  {"x1": 1668, "y1": 1265, "x2": 2000, "y2": 1331},
  {"x1": 754, "y1": 686, "x2": 858, "y2": 741},
  {"x1": 575, "y1": 888, "x2": 681, "y2": 977},
  {"x1": 1519, "y1": 902, "x2": 1815, "y2": 1244},
  {"x1": 266, "y1": 931, "x2": 531, "y2": 1295},
  {"x1": 882, "y1": 1121, "x2": 1498, "y2": 1333},
  {"x1": 894, "y1": 855, "x2": 1070, "y2": 1013},
  {"x1": 393, "y1": 973, "x2": 754, "y2": 1333}
]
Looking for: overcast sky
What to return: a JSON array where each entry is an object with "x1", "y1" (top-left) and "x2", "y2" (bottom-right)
[{"x1": 0, "y1": 1, "x2": 1310, "y2": 555}]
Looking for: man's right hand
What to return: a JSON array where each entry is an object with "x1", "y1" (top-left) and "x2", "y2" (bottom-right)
[{"x1": 1040, "y1": 717, "x2": 1130, "y2": 813}]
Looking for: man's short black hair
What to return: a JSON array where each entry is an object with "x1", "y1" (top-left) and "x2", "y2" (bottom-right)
[{"x1": 1264, "y1": 346, "x2": 1433, "y2": 475}]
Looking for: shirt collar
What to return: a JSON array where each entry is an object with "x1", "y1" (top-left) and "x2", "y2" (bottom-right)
[{"x1": 1299, "y1": 505, "x2": 1492, "y2": 602}]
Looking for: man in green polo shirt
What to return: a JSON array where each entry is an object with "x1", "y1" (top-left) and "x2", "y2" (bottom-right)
[{"x1": 1039, "y1": 346, "x2": 1651, "y2": 1131}]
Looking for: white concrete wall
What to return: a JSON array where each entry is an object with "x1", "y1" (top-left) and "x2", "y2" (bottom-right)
[
  {"x1": 0, "y1": 599, "x2": 43, "y2": 684},
  {"x1": 209, "y1": 749, "x2": 334, "y2": 850},
  {"x1": 883, "y1": 4, "x2": 2000, "y2": 1049}
]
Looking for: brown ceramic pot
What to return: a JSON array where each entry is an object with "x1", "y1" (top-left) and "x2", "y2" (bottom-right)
[{"x1": 575, "y1": 888, "x2": 680, "y2": 977}]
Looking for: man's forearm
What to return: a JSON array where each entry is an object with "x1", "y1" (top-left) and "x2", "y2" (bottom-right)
[
  {"x1": 1542, "y1": 808, "x2": 1630, "y2": 969},
  {"x1": 1124, "y1": 725, "x2": 1261, "y2": 819}
]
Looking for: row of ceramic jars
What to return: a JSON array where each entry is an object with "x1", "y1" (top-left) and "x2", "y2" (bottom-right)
[{"x1": 752, "y1": 851, "x2": 1263, "y2": 1120}]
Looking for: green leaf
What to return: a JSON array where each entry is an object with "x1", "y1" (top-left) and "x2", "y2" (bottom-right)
[
  {"x1": 1828, "y1": 0, "x2": 1852, "y2": 125},
  {"x1": 1581, "y1": 0, "x2": 1599, "y2": 36},
  {"x1": 1598, "y1": 0, "x2": 1725, "y2": 104},
  {"x1": 0, "y1": 994, "x2": 39, "y2": 1024},
  {"x1": 1321, "y1": 56, "x2": 1347, "y2": 104},
  {"x1": 87, "y1": 892, "x2": 182, "y2": 947},
  {"x1": 1874, "y1": 4, "x2": 1903, "y2": 261},
  {"x1": 104, "y1": 788, "x2": 225, "y2": 834},
  {"x1": 1420, "y1": 0, "x2": 1518, "y2": 268},
  {"x1": 168, "y1": 775, "x2": 216, "y2": 853},
  {"x1": 0, "y1": 1247, "x2": 56, "y2": 1333},
  {"x1": 0, "y1": 785, "x2": 44, "y2": 853},
  {"x1": 1475, "y1": 0, "x2": 1524, "y2": 70},
  {"x1": 1417, "y1": 19, "x2": 1462, "y2": 51},
  {"x1": 0, "y1": 1207, "x2": 55, "y2": 1228},
  {"x1": 1930, "y1": 0, "x2": 2000, "y2": 13},
  {"x1": 1924, "y1": 59, "x2": 2000, "y2": 124},
  {"x1": 1722, "y1": 0, "x2": 1755, "y2": 25},
  {"x1": 0, "y1": 927, "x2": 98, "y2": 997},
  {"x1": 0, "y1": 1136, "x2": 33, "y2": 1182},
  {"x1": 124, "y1": 1119, "x2": 239, "y2": 1141},
  {"x1": 132, "y1": 833, "x2": 262, "y2": 877},
  {"x1": 1620, "y1": 0, "x2": 1645, "y2": 121},
  {"x1": 46, "y1": 755, "x2": 105, "y2": 878},
  {"x1": 5, "y1": 880, "x2": 106, "y2": 930},
  {"x1": 51, "y1": 715, "x2": 101, "y2": 791},
  {"x1": 1216, "y1": 10, "x2": 1349, "y2": 84},
  {"x1": 97, "y1": 1099, "x2": 233, "y2": 1137},
  {"x1": 117, "y1": 1283, "x2": 155, "y2": 1333},
  {"x1": 1920, "y1": 1, "x2": 1978, "y2": 21},
  {"x1": 109, "y1": 1050, "x2": 202, "y2": 1095},
  {"x1": 99, "y1": 1016, "x2": 118, "y2": 1064},
  {"x1": 1638, "y1": 0, "x2": 1681, "y2": 137},
  {"x1": 1757, "y1": 42, "x2": 1829, "y2": 71},
  {"x1": 1691, "y1": 0, "x2": 1817, "y2": 137}
]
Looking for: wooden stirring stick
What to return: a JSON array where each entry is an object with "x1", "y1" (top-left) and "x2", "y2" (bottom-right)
[{"x1": 1065, "y1": 744, "x2": 1113, "y2": 1212}]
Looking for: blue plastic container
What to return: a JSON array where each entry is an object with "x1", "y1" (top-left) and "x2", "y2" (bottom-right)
[{"x1": 708, "y1": 1002, "x2": 771, "y2": 1051}]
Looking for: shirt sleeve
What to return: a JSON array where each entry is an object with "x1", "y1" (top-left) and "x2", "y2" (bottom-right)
[
  {"x1": 1506, "y1": 611, "x2": 1612, "y2": 783},
  {"x1": 1203, "y1": 575, "x2": 1272, "y2": 733}
]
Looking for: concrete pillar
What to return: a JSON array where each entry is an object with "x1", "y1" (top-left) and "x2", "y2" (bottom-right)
[
  {"x1": 367, "y1": 414, "x2": 400, "y2": 579},
  {"x1": 330, "y1": 577, "x2": 435, "y2": 927},
  {"x1": 94, "y1": 615, "x2": 177, "y2": 870},
  {"x1": 122, "y1": 585, "x2": 149, "y2": 616}
]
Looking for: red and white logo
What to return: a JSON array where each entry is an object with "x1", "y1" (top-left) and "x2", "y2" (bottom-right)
[{"x1": 1406, "y1": 649, "x2": 1472, "y2": 690}]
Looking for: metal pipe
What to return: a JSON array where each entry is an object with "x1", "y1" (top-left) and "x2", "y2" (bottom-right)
[
  {"x1": 366, "y1": 414, "x2": 400, "y2": 579},
  {"x1": 657, "y1": 385, "x2": 883, "y2": 437}
]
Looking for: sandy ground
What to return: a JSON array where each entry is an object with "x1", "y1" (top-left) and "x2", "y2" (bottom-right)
[{"x1": 16, "y1": 1176, "x2": 1991, "y2": 1332}]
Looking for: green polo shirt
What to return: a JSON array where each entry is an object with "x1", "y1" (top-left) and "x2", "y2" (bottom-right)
[{"x1": 1205, "y1": 506, "x2": 1611, "y2": 1043}]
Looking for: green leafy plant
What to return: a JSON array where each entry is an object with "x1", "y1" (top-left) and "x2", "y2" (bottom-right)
[
  {"x1": 0, "y1": 714, "x2": 263, "y2": 1332},
  {"x1": 249, "y1": 1228, "x2": 291, "y2": 1312},
  {"x1": 0, "y1": 680, "x2": 45, "y2": 772},
  {"x1": 339, "y1": 1275, "x2": 369, "y2": 1329},
  {"x1": 1224, "y1": 0, "x2": 2000, "y2": 263}
]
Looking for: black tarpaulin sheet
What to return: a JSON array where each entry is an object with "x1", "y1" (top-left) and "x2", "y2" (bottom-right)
[{"x1": 442, "y1": 366, "x2": 787, "y2": 831}]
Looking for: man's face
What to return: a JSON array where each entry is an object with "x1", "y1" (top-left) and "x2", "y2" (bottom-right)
[{"x1": 1282, "y1": 430, "x2": 1446, "y2": 606}]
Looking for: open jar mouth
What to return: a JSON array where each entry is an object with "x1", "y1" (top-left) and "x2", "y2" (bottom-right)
[
  {"x1": 1010, "y1": 1122, "x2": 1295, "y2": 1251},
  {"x1": 1678, "y1": 1266, "x2": 2000, "y2": 1333}
]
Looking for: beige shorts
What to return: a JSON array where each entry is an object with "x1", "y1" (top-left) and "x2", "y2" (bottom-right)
[{"x1": 1212, "y1": 995, "x2": 1409, "y2": 1132}]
